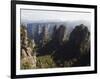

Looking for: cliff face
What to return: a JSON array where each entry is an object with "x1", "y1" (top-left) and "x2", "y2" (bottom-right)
[
  {"x1": 71, "y1": 24, "x2": 90, "y2": 66},
  {"x1": 52, "y1": 24, "x2": 90, "y2": 67},
  {"x1": 68, "y1": 24, "x2": 90, "y2": 57},
  {"x1": 20, "y1": 25, "x2": 36, "y2": 69},
  {"x1": 27, "y1": 22, "x2": 67, "y2": 45},
  {"x1": 69, "y1": 24, "x2": 90, "y2": 46}
]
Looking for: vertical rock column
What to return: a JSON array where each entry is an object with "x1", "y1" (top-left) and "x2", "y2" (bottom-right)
[{"x1": 21, "y1": 26, "x2": 36, "y2": 69}]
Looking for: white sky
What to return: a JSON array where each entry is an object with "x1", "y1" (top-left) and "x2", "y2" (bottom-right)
[{"x1": 21, "y1": 9, "x2": 91, "y2": 23}]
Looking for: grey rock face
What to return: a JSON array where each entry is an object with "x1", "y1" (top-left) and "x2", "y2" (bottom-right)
[
  {"x1": 20, "y1": 25, "x2": 36, "y2": 69},
  {"x1": 27, "y1": 22, "x2": 67, "y2": 45}
]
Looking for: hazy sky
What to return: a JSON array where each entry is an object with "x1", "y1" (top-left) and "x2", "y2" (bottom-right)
[{"x1": 21, "y1": 9, "x2": 91, "y2": 24}]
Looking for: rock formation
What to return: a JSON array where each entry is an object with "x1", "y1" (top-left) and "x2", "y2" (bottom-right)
[
  {"x1": 64, "y1": 24, "x2": 90, "y2": 66},
  {"x1": 20, "y1": 25, "x2": 36, "y2": 69}
]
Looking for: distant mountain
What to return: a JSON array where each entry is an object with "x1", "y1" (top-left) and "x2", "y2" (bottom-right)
[
  {"x1": 22, "y1": 20, "x2": 90, "y2": 45},
  {"x1": 26, "y1": 22, "x2": 67, "y2": 44},
  {"x1": 22, "y1": 20, "x2": 90, "y2": 33}
]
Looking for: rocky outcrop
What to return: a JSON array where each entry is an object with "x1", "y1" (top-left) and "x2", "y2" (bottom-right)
[
  {"x1": 20, "y1": 25, "x2": 36, "y2": 69},
  {"x1": 68, "y1": 24, "x2": 90, "y2": 55},
  {"x1": 52, "y1": 24, "x2": 90, "y2": 67},
  {"x1": 27, "y1": 22, "x2": 67, "y2": 45},
  {"x1": 64, "y1": 24, "x2": 90, "y2": 66}
]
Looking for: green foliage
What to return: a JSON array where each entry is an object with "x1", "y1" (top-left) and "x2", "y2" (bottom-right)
[
  {"x1": 36, "y1": 55, "x2": 56, "y2": 68},
  {"x1": 21, "y1": 59, "x2": 33, "y2": 69}
]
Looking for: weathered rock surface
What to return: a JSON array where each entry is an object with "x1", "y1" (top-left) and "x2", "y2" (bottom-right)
[{"x1": 20, "y1": 25, "x2": 36, "y2": 69}]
